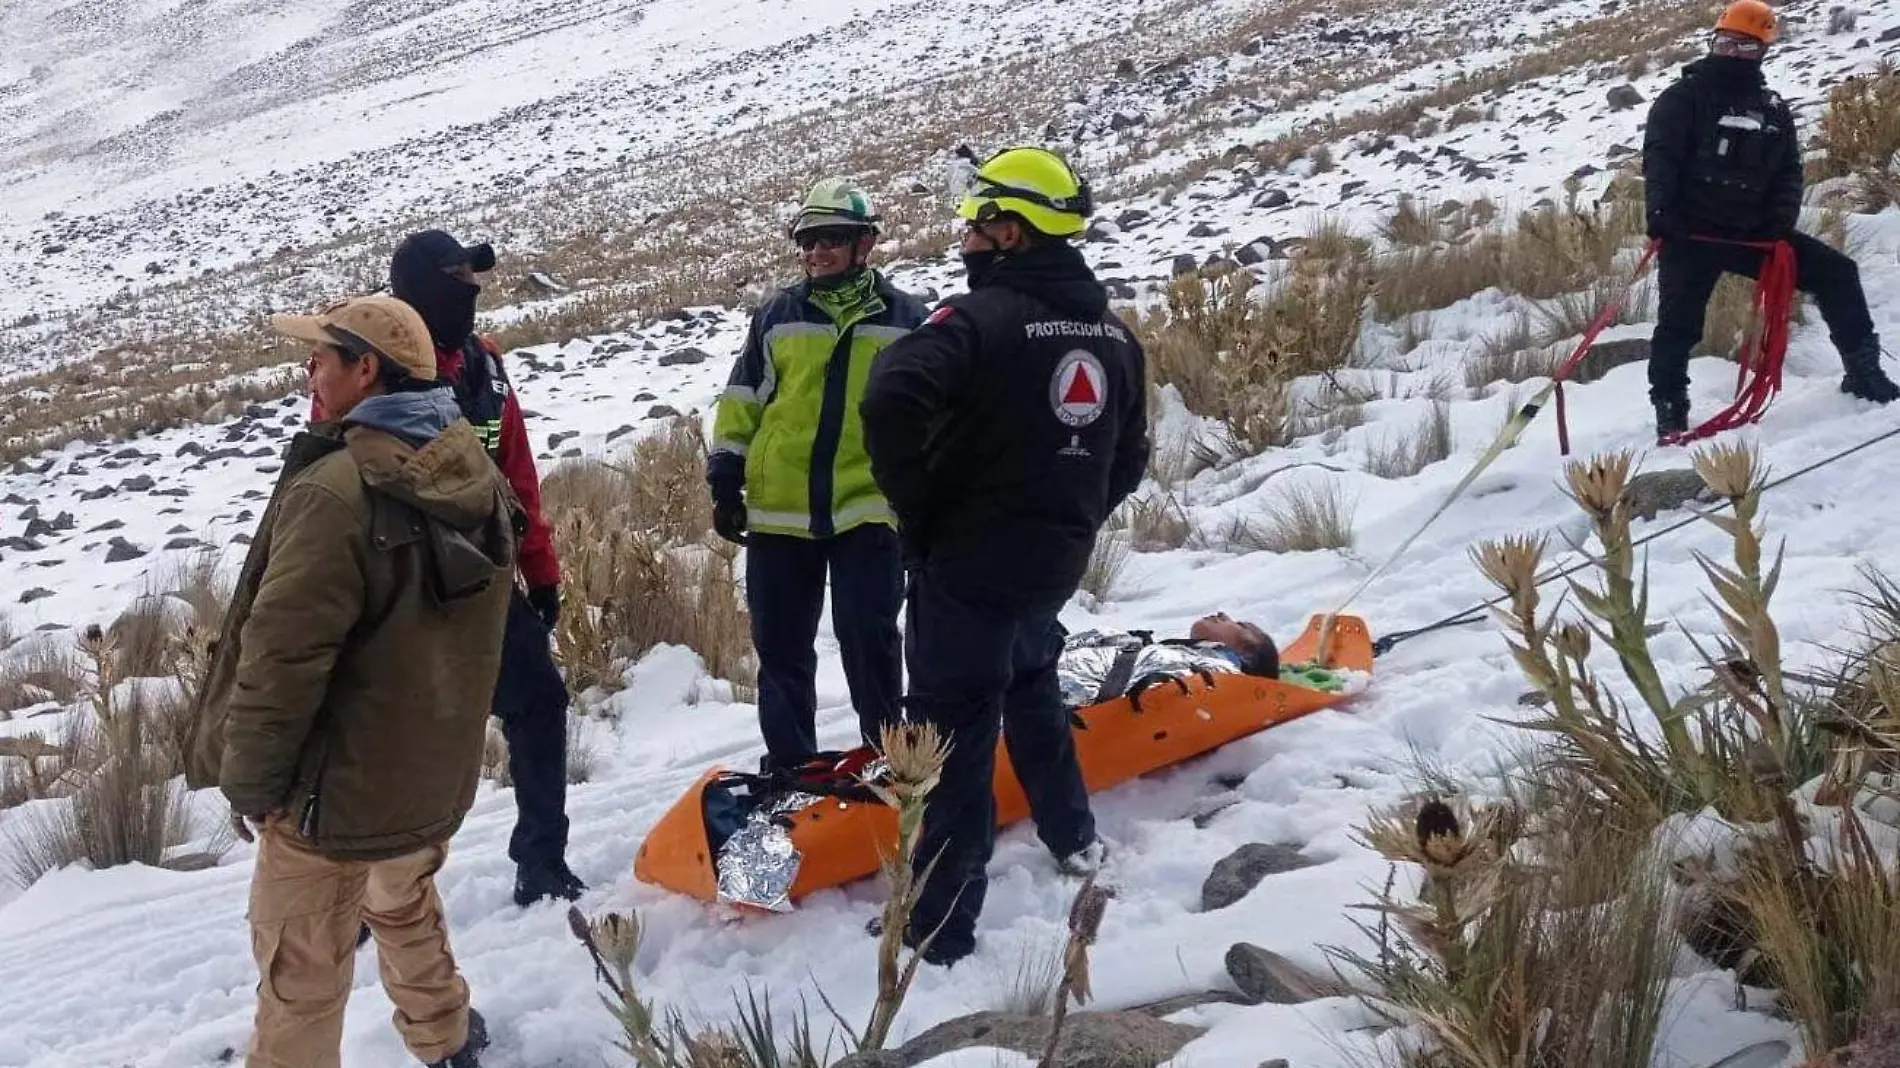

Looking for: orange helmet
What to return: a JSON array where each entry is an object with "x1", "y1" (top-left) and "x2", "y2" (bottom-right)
[{"x1": 1715, "y1": 0, "x2": 1777, "y2": 44}]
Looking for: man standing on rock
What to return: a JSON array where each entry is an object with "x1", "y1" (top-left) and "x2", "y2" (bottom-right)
[
  {"x1": 1643, "y1": 0, "x2": 1899, "y2": 441},
  {"x1": 313, "y1": 231, "x2": 583, "y2": 907},
  {"x1": 190, "y1": 294, "x2": 512, "y2": 1068},
  {"x1": 706, "y1": 179, "x2": 928, "y2": 773},
  {"x1": 861, "y1": 146, "x2": 1150, "y2": 966}
]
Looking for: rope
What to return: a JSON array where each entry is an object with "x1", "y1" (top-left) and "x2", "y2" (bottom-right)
[
  {"x1": 1662, "y1": 236, "x2": 1797, "y2": 446},
  {"x1": 1313, "y1": 243, "x2": 1660, "y2": 660},
  {"x1": 1368, "y1": 422, "x2": 1900, "y2": 657}
]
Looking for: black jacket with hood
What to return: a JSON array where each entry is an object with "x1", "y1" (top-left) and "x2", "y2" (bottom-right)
[
  {"x1": 1643, "y1": 55, "x2": 1803, "y2": 241},
  {"x1": 860, "y1": 241, "x2": 1150, "y2": 614}
]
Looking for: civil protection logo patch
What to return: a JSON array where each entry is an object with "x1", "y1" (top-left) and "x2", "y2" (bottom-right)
[{"x1": 1050, "y1": 349, "x2": 1108, "y2": 428}]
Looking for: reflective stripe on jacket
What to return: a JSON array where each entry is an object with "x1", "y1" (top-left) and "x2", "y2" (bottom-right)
[{"x1": 708, "y1": 272, "x2": 928, "y2": 539}]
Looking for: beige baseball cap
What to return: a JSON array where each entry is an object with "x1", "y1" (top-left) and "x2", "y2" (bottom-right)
[{"x1": 269, "y1": 295, "x2": 438, "y2": 382}]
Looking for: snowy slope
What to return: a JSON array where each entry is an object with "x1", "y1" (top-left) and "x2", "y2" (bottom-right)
[{"x1": 4, "y1": 0, "x2": 1900, "y2": 1066}]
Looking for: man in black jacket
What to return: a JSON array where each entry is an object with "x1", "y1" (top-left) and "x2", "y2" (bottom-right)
[
  {"x1": 861, "y1": 146, "x2": 1150, "y2": 966},
  {"x1": 1643, "y1": 0, "x2": 1898, "y2": 442}
]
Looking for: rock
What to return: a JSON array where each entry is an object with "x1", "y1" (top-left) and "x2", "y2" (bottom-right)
[
  {"x1": 19, "y1": 588, "x2": 54, "y2": 604},
  {"x1": 23, "y1": 519, "x2": 56, "y2": 541},
  {"x1": 1084, "y1": 219, "x2": 1119, "y2": 242},
  {"x1": 659, "y1": 347, "x2": 710, "y2": 367},
  {"x1": 605, "y1": 425, "x2": 638, "y2": 444},
  {"x1": 50, "y1": 512, "x2": 73, "y2": 532},
  {"x1": 164, "y1": 538, "x2": 206, "y2": 551},
  {"x1": 1170, "y1": 253, "x2": 1201, "y2": 277},
  {"x1": 632, "y1": 391, "x2": 657, "y2": 402},
  {"x1": 1203, "y1": 843, "x2": 1317, "y2": 910},
  {"x1": 1116, "y1": 209, "x2": 1151, "y2": 230},
  {"x1": 647, "y1": 404, "x2": 682, "y2": 419},
  {"x1": 1115, "y1": 57, "x2": 1138, "y2": 77},
  {"x1": 79, "y1": 486, "x2": 115, "y2": 502},
  {"x1": 119, "y1": 475, "x2": 155, "y2": 493},
  {"x1": 1607, "y1": 84, "x2": 1645, "y2": 111},
  {"x1": 1224, "y1": 943, "x2": 1350, "y2": 1004},
  {"x1": 1235, "y1": 238, "x2": 1278, "y2": 266},
  {"x1": 1187, "y1": 222, "x2": 1223, "y2": 238},
  {"x1": 105, "y1": 538, "x2": 147, "y2": 563},
  {"x1": 548, "y1": 431, "x2": 579, "y2": 450},
  {"x1": 1201, "y1": 256, "x2": 1239, "y2": 277},
  {"x1": 0, "y1": 537, "x2": 44, "y2": 553},
  {"x1": 1572, "y1": 337, "x2": 1650, "y2": 383},
  {"x1": 1253, "y1": 188, "x2": 1290, "y2": 210},
  {"x1": 891, "y1": 1010, "x2": 1203, "y2": 1068},
  {"x1": 1339, "y1": 180, "x2": 1366, "y2": 198},
  {"x1": 1109, "y1": 111, "x2": 1143, "y2": 131},
  {"x1": 1880, "y1": 25, "x2": 1900, "y2": 43},
  {"x1": 1261, "y1": 1062, "x2": 1290, "y2": 1068},
  {"x1": 88, "y1": 520, "x2": 125, "y2": 533},
  {"x1": 1622, "y1": 469, "x2": 1715, "y2": 521}
]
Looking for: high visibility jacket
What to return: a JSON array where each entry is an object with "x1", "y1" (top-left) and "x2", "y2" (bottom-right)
[{"x1": 708, "y1": 272, "x2": 928, "y2": 539}]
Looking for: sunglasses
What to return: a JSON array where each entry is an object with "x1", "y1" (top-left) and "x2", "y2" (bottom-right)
[{"x1": 794, "y1": 228, "x2": 864, "y2": 251}]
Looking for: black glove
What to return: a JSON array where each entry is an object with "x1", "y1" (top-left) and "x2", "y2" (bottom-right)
[
  {"x1": 527, "y1": 585, "x2": 561, "y2": 628},
  {"x1": 1646, "y1": 213, "x2": 1680, "y2": 243},
  {"x1": 712, "y1": 497, "x2": 748, "y2": 546}
]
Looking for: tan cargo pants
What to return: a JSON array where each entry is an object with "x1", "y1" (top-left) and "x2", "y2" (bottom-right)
[{"x1": 246, "y1": 821, "x2": 471, "y2": 1068}]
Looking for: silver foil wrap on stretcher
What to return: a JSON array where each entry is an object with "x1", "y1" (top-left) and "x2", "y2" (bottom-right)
[
  {"x1": 1057, "y1": 629, "x2": 1243, "y2": 709},
  {"x1": 714, "y1": 790, "x2": 823, "y2": 912}
]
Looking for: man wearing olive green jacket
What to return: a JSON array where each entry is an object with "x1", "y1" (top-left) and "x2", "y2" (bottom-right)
[
  {"x1": 187, "y1": 295, "x2": 516, "y2": 1068},
  {"x1": 707, "y1": 178, "x2": 928, "y2": 773}
]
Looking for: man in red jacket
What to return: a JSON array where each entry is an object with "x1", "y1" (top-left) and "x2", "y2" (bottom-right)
[{"x1": 312, "y1": 230, "x2": 583, "y2": 907}]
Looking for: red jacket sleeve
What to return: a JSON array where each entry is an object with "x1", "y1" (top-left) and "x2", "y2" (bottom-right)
[{"x1": 496, "y1": 386, "x2": 561, "y2": 589}]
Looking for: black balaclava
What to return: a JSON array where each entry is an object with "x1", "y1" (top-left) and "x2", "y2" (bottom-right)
[{"x1": 390, "y1": 230, "x2": 488, "y2": 350}]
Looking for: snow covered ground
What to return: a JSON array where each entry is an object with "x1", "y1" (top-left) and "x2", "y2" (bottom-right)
[{"x1": 5, "y1": 0, "x2": 1900, "y2": 1065}]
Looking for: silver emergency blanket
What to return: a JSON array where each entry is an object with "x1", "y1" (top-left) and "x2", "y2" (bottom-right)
[
  {"x1": 1058, "y1": 629, "x2": 1244, "y2": 709},
  {"x1": 713, "y1": 758, "x2": 894, "y2": 912},
  {"x1": 714, "y1": 789, "x2": 822, "y2": 912}
]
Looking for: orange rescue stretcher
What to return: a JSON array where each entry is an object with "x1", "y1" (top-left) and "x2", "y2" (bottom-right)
[{"x1": 634, "y1": 613, "x2": 1374, "y2": 909}]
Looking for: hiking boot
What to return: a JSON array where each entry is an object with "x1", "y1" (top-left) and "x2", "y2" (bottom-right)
[
  {"x1": 1055, "y1": 838, "x2": 1110, "y2": 877},
  {"x1": 426, "y1": 1009, "x2": 488, "y2": 1068},
  {"x1": 1841, "y1": 338, "x2": 1900, "y2": 403},
  {"x1": 1654, "y1": 398, "x2": 1689, "y2": 443},
  {"x1": 513, "y1": 860, "x2": 586, "y2": 907}
]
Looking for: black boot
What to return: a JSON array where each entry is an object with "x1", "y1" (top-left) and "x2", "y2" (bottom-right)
[
  {"x1": 426, "y1": 1009, "x2": 488, "y2": 1068},
  {"x1": 1654, "y1": 398, "x2": 1689, "y2": 443},
  {"x1": 1842, "y1": 337, "x2": 1900, "y2": 403},
  {"x1": 513, "y1": 859, "x2": 587, "y2": 907}
]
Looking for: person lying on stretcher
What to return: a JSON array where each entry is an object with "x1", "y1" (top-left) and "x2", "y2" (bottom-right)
[{"x1": 1060, "y1": 612, "x2": 1342, "y2": 709}]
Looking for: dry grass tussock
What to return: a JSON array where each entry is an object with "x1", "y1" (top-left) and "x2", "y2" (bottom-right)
[
  {"x1": 1078, "y1": 529, "x2": 1132, "y2": 602},
  {"x1": 1131, "y1": 236, "x2": 1371, "y2": 454},
  {"x1": 1329, "y1": 780, "x2": 1674, "y2": 1068},
  {"x1": 1239, "y1": 477, "x2": 1357, "y2": 554},
  {"x1": 1809, "y1": 61, "x2": 1900, "y2": 211},
  {"x1": 1371, "y1": 184, "x2": 1649, "y2": 324},
  {"x1": 1366, "y1": 403, "x2": 1452, "y2": 480},
  {"x1": 1, "y1": 589, "x2": 235, "y2": 884},
  {"x1": 1435, "y1": 442, "x2": 1900, "y2": 1057},
  {"x1": 544, "y1": 418, "x2": 755, "y2": 701}
]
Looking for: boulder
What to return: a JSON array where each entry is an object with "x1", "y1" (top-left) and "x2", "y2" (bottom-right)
[
  {"x1": 605, "y1": 425, "x2": 638, "y2": 444},
  {"x1": 105, "y1": 538, "x2": 147, "y2": 563},
  {"x1": 1880, "y1": 25, "x2": 1900, "y2": 42},
  {"x1": 119, "y1": 475, "x2": 155, "y2": 493},
  {"x1": 1253, "y1": 188, "x2": 1290, "y2": 210},
  {"x1": 892, "y1": 1010, "x2": 1203, "y2": 1068},
  {"x1": 1116, "y1": 209, "x2": 1151, "y2": 230},
  {"x1": 1170, "y1": 253, "x2": 1201, "y2": 278},
  {"x1": 1570, "y1": 337, "x2": 1650, "y2": 383},
  {"x1": 18, "y1": 588, "x2": 54, "y2": 604},
  {"x1": 659, "y1": 347, "x2": 711, "y2": 367},
  {"x1": 647, "y1": 404, "x2": 682, "y2": 419},
  {"x1": 1202, "y1": 843, "x2": 1316, "y2": 910},
  {"x1": 1607, "y1": 85, "x2": 1645, "y2": 111},
  {"x1": 548, "y1": 431, "x2": 579, "y2": 451},
  {"x1": 1622, "y1": 469, "x2": 1715, "y2": 521},
  {"x1": 1224, "y1": 943, "x2": 1351, "y2": 1005}
]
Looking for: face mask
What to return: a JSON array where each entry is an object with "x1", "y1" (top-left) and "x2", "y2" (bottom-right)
[
  {"x1": 392, "y1": 258, "x2": 481, "y2": 349},
  {"x1": 961, "y1": 249, "x2": 1005, "y2": 286}
]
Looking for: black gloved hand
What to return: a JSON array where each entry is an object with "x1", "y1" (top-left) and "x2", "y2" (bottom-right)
[
  {"x1": 1646, "y1": 213, "x2": 1679, "y2": 243},
  {"x1": 712, "y1": 497, "x2": 748, "y2": 546},
  {"x1": 527, "y1": 585, "x2": 561, "y2": 628}
]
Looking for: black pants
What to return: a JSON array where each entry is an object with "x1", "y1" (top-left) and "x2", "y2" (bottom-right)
[
  {"x1": 491, "y1": 590, "x2": 571, "y2": 870},
  {"x1": 1650, "y1": 231, "x2": 1875, "y2": 404},
  {"x1": 903, "y1": 570, "x2": 1094, "y2": 963},
  {"x1": 746, "y1": 524, "x2": 903, "y2": 770}
]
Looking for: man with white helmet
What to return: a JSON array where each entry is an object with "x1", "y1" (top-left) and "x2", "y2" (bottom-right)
[{"x1": 707, "y1": 179, "x2": 929, "y2": 773}]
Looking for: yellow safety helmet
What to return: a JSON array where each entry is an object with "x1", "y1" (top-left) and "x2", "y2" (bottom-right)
[{"x1": 955, "y1": 146, "x2": 1094, "y2": 238}]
